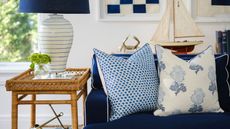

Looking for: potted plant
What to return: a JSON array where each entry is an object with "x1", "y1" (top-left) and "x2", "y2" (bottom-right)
[{"x1": 28, "y1": 53, "x2": 51, "y2": 78}]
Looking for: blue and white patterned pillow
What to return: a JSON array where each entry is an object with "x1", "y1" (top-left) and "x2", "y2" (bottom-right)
[
  {"x1": 154, "y1": 45, "x2": 223, "y2": 116},
  {"x1": 94, "y1": 44, "x2": 159, "y2": 121}
]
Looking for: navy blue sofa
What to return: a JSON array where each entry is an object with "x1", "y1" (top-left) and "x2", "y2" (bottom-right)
[{"x1": 84, "y1": 54, "x2": 230, "y2": 129}]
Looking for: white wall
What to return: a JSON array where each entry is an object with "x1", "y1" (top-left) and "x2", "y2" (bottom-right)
[{"x1": 0, "y1": 0, "x2": 230, "y2": 128}]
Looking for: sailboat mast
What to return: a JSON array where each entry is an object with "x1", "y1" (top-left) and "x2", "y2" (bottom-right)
[{"x1": 172, "y1": 0, "x2": 176, "y2": 42}]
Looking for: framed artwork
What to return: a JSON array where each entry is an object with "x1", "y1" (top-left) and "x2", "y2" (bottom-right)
[
  {"x1": 96, "y1": 0, "x2": 166, "y2": 21},
  {"x1": 192, "y1": 0, "x2": 230, "y2": 22}
]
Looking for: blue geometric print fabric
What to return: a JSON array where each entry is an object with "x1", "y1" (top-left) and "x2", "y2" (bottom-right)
[
  {"x1": 107, "y1": 0, "x2": 159, "y2": 14},
  {"x1": 94, "y1": 44, "x2": 159, "y2": 121}
]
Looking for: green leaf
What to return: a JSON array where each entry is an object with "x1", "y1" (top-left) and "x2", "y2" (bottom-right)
[
  {"x1": 0, "y1": 0, "x2": 37, "y2": 62},
  {"x1": 30, "y1": 63, "x2": 35, "y2": 70},
  {"x1": 28, "y1": 53, "x2": 51, "y2": 65}
]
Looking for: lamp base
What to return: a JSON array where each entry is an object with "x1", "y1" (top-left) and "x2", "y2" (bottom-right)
[{"x1": 38, "y1": 14, "x2": 73, "y2": 73}]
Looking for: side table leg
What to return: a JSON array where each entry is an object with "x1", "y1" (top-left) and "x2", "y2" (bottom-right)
[
  {"x1": 82, "y1": 83, "x2": 87, "y2": 126},
  {"x1": 31, "y1": 94, "x2": 36, "y2": 128},
  {"x1": 12, "y1": 92, "x2": 18, "y2": 129},
  {"x1": 71, "y1": 92, "x2": 78, "y2": 129}
]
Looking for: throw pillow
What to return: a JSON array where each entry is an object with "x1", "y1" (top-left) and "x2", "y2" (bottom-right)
[
  {"x1": 94, "y1": 44, "x2": 159, "y2": 121},
  {"x1": 154, "y1": 45, "x2": 223, "y2": 116}
]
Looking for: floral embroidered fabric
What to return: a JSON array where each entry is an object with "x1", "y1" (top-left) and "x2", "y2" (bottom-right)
[{"x1": 154, "y1": 45, "x2": 223, "y2": 116}]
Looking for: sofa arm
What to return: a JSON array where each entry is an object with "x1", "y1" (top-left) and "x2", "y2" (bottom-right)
[{"x1": 85, "y1": 88, "x2": 108, "y2": 125}]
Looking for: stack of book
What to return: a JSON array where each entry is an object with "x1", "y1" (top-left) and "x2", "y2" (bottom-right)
[{"x1": 216, "y1": 30, "x2": 230, "y2": 54}]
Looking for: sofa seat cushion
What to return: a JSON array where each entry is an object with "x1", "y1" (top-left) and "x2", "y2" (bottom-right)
[{"x1": 84, "y1": 113, "x2": 230, "y2": 129}]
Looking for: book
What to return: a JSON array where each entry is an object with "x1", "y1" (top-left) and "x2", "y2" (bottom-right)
[
  {"x1": 222, "y1": 31, "x2": 228, "y2": 53},
  {"x1": 216, "y1": 31, "x2": 223, "y2": 54},
  {"x1": 227, "y1": 30, "x2": 230, "y2": 54}
]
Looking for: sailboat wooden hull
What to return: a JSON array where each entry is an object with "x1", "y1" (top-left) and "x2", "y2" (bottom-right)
[
  {"x1": 164, "y1": 45, "x2": 195, "y2": 54},
  {"x1": 151, "y1": 41, "x2": 202, "y2": 54},
  {"x1": 150, "y1": 0, "x2": 205, "y2": 54}
]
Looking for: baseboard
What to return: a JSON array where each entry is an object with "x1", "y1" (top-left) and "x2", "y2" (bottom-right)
[{"x1": 0, "y1": 114, "x2": 83, "y2": 128}]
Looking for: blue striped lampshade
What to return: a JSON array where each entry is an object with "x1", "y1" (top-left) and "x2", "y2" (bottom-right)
[{"x1": 19, "y1": 0, "x2": 90, "y2": 14}]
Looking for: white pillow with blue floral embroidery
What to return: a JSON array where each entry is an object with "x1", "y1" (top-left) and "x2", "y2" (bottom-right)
[
  {"x1": 154, "y1": 45, "x2": 223, "y2": 116},
  {"x1": 94, "y1": 44, "x2": 159, "y2": 121}
]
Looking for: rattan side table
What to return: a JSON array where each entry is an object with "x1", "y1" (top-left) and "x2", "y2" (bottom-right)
[{"x1": 5, "y1": 68, "x2": 90, "y2": 129}]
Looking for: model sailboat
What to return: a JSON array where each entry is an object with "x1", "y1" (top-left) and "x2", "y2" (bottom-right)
[{"x1": 150, "y1": 0, "x2": 204, "y2": 54}]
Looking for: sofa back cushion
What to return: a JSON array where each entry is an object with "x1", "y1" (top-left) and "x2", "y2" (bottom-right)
[{"x1": 216, "y1": 54, "x2": 230, "y2": 112}]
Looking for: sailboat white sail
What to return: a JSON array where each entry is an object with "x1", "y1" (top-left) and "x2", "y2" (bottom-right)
[
  {"x1": 151, "y1": 0, "x2": 204, "y2": 46},
  {"x1": 151, "y1": 0, "x2": 172, "y2": 43},
  {"x1": 174, "y1": 0, "x2": 204, "y2": 38}
]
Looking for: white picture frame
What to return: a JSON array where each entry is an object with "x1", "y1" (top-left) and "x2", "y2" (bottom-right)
[
  {"x1": 96, "y1": 0, "x2": 167, "y2": 21},
  {"x1": 96, "y1": 0, "x2": 191, "y2": 22},
  {"x1": 191, "y1": 0, "x2": 230, "y2": 23}
]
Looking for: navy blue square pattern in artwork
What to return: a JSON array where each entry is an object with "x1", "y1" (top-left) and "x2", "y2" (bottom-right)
[
  {"x1": 133, "y1": 4, "x2": 146, "y2": 13},
  {"x1": 146, "y1": 0, "x2": 159, "y2": 4},
  {"x1": 106, "y1": 0, "x2": 159, "y2": 15},
  {"x1": 120, "y1": 0, "x2": 133, "y2": 4},
  {"x1": 212, "y1": 0, "x2": 230, "y2": 5},
  {"x1": 107, "y1": 5, "x2": 120, "y2": 14}
]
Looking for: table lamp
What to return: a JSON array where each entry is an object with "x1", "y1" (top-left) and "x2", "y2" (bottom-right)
[{"x1": 19, "y1": 0, "x2": 90, "y2": 72}]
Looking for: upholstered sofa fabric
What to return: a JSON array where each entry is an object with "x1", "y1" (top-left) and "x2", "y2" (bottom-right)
[
  {"x1": 94, "y1": 44, "x2": 159, "y2": 121},
  {"x1": 84, "y1": 112, "x2": 230, "y2": 129},
  {"x1": 85, "y1": 89, "x2": 108, "y2": 124},
  {"x1": 85, "y1": 53, "x2": 230, "y2": 129},
  {"x1": 216, "y1": 54, "x2": 230, "y2": 112}
]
